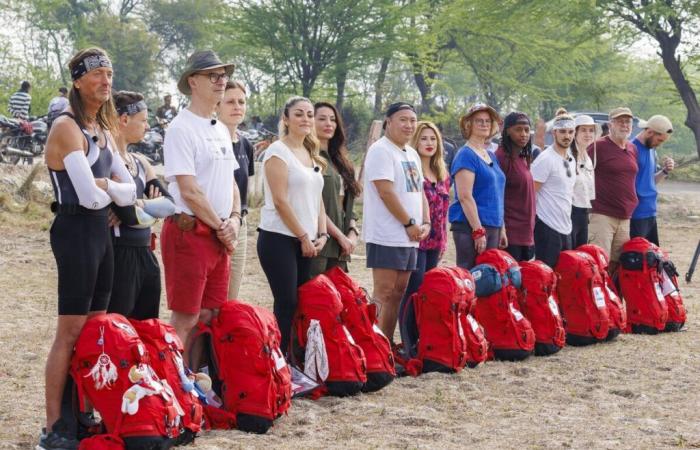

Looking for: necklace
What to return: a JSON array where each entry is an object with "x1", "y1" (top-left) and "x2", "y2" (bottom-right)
[{"x1": 121, "y1": 151, "x2": 138, "y2": 177}]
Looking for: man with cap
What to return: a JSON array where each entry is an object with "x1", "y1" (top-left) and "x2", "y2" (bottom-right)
[
  {"x1": 362, "y1": 101, "x2": 430, "y2": 339},
  {"x1": 161, "y1": 50, "x2": 241, "y2": 363},
  {"x1": 588, "y1": 107, "x2": 639, "y2": 274},
  {"x1": 156, "y1": 93, "x2": 178, "y2": 123},
  {"x1": 530, "y1": 109, "x2": 577, "y2": 267},
  {"x1": 630, "y1": 115, "x2": 675, "y2": 245}
]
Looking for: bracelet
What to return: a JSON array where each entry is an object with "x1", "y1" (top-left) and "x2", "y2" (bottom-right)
[
  {"x1": 471, "y1": 227, "x2": 486, "y2": 240},
  {"x1": 348, "y1": 226, "x2": 360, "y2": 237},
  {"x1": 318, "y1": 232, "x2": 330, "y2": 240},
  {"x1": 422, "y1": 221, "x2": 431, "y2": 226}
]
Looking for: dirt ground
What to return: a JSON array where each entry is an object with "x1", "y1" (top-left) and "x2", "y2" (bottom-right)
[{"x1": 1, "y1": 165, "x2": 699, "y2": 449}]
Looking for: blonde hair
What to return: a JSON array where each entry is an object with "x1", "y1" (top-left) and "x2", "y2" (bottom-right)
[
  {"x1": 278, "y1": 96, "x2": 325, "y2": 169},
  {"x1": 411, "y1": 121, "x2": 448, "y2": 181}
]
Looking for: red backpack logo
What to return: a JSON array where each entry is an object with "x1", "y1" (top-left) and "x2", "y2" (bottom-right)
[
  {"x1": 324, "y1": 267, "x2": 396, "y2": 392},
  {"x1": 554, "y1": 251, "x2": 610, "y2": 345},
  {"x1": 71, "y1": 314, "x2": 184, "y2": 447},
  {"x1": 576, "y1": 244, "x2": 627, "y2": 339},
  {"x1": 293, "y1": 275, "x2": 367, "y2": 397},
  {"x1": 472, "y1": 250, "x2": 535, "y2": 361},
  {"x1": 517, "y1": 260, "x2": 566, "y2": 356},
  {"x1": 618, "y1": 237, "x2": 669, "y2": 333},
  {"x1": 396, "y1": 266, "x2": 488, "y2": 376}
]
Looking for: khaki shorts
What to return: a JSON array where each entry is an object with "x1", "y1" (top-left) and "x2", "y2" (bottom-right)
[{"x1": 588, "y1": 213, "x2": 630, "y2": 262}]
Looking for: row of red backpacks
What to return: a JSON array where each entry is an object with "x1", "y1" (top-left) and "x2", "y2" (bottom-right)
[{"x1": 393, "y1": 237, "x2": 687, "y2": 377}]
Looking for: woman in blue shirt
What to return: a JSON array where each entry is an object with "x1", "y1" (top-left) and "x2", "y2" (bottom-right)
[{"x1": 450, "y1": 103, "x2": 507, "y2": 269}]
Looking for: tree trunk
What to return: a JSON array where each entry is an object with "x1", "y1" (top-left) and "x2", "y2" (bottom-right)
[
  {"x1": 413, "y1": 72, "x2": 433, "y2": 114},
  {"x1": 335, "y1": 59, "x2": 347, "y2": 111},
  {"x1": 373, "y1": 56, "x2": 391, "y2": 116}
]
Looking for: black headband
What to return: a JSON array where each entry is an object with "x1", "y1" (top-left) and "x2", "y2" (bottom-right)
[
  {"x1": 71, "y1": 55, "x2": 112, "y2": 81},
  {"x1": 385, "y1": 102, "x2": 415, "y2": 118},
  {"x1": 116, "y1": 100, "x2": 147, "y2": 116}
]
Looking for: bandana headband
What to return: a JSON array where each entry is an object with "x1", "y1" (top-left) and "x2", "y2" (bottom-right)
[
  {"x1": 117, "y1": 100, "x2": 147, "y2": 116},
  {"x1": 71, "y1": 55, "x2": 112, "y2": 81},
  {"x1": 552, "y1": 118, "x2": 575, "y2": 130}
]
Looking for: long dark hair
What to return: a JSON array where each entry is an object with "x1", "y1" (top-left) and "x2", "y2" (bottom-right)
[
  {"x1": 68, "y1": 47, "x2": 118, "y2": 131},
  {"x1": 314, "y1": 102, "x2": 361, "y2": 198},
  {"x1": 499, "y1": 123, "x2": 532, "y2": 173}
]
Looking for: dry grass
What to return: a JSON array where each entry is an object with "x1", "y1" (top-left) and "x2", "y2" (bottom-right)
[{"x1": 1, "y1": 166, "x2": 699, "y2": 449}]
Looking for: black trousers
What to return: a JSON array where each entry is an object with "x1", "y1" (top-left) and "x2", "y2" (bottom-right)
[
  {"x1": 108, "y1": 245, "x2": 161, "y2": 320},
  {"x1": 257, "y1": 229, "x2": 312, "y2": 353},
  {"x1": 570, "y1": 206, "x2": 589, "y2": 248},
  {"x1": 630, "y1": 216, "x2": 659, "y2": 245},
  {"x1": 505, "y1": 245, "x2": 535, "y2": 262},
  {"x1": 534, "y1": 216, "x2": 572, "y2": 268}
]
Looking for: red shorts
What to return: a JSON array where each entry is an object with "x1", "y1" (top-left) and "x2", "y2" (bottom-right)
[{"x1": 161, "y1": 217, "x2": 230, "y2": 314}]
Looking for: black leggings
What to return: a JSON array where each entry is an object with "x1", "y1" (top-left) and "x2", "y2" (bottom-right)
[
  {"x1": 108, "y1": 246, "x2": 161, "y2": 320},
  {"x1": 257, "y1": 229, "x2": 312, "y2": 353}
]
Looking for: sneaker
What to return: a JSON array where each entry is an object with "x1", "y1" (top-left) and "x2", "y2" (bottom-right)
[{"x1": 36, "y1": 420, "x2": 79, "y2": 450}]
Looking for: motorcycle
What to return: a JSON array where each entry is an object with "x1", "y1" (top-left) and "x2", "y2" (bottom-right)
[
  {"x1": 129, "y1": 118, "x2": 168, "y2": 165},
  {"x1": 0, "y1": 115, "x2": 47, "y2": 164}
]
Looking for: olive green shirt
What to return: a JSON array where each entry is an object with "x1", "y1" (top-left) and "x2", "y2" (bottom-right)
[{"x1": 318, "y1": 150, "x2": 355, "y2": 260}]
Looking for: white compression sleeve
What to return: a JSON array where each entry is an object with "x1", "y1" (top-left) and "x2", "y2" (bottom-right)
[
  {"x1": 106, "y1": 153, "x2": 136, "y2": 206},
  {"x1": 142, "y1": 196, "x2": 176, "y2": 218},
  {"x1": 131, "y1": 207, "x2": 157, "y2": 229},
  {"x1": 63, "y1": 151, "x2": 112, "y2": 209}
]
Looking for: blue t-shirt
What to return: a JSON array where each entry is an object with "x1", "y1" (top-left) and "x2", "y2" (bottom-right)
[
  {"x1": 632, "y1": 138, "x2": 657, "y2": 220},
  {"x1": 448, "y1": 145, "x2": 505, "y2": 227}
]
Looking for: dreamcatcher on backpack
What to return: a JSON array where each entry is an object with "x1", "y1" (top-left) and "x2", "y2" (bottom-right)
[{"x1": 86, "y1": 326, "x2": 118, "y2": 389}]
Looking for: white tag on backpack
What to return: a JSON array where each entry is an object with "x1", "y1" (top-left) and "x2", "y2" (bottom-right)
[
  {"x1": 343, "y1": 325, "x2": 357, "y2": 345},
  {"x1": 372, "y1": 323, "x2": 386, "y2": 338},
  {"x1": 605, "y1": 285, "x2": 619, "y2": 301},
  {"x1": 510, "y1": 303, "x2": 524, "y2": 321},
  {"x1": 654, "y1": 284, "x2": 666, "y2": 304},
  {"x1": 548, "y1": 296, "x2": 560, "y2": 317},
  {"x1": 272, "y1": 348, "x2": 287, "y2": 371},
  {"x1": 466, "y1": 314, "x2": 480, "y2": 333},
  {"x1": 592, "y1": 286, "x2": 606, "y2": 309}
]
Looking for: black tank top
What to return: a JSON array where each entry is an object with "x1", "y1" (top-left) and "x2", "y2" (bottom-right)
[
  {"x1": 113, "y1": 156, "x2": 151, "y2": 247},
  {"x1": 48, "y1": 112, "x2": 113, "y2": 207}
]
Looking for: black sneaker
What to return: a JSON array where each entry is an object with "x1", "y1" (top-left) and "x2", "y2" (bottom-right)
[{"x1": 36, "y1": 421, "x2": 79, "y2": 450}]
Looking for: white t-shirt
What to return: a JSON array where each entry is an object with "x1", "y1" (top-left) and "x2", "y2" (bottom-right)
[
  {"x1": 164, "y1": 108, "x2": 239, "y2": 219},
  {"x1": 572, "y1": 149, "x2": 595, "y2": 208},
  {"x1": 362, "y1": 136, "x2": 424, "y2": 247},
  {"x1": 531, "y1": 146, "x2": 576, "y2": 235},
  {"x1": 259, "y1": 141, "x2": 324, "y2": 239}
]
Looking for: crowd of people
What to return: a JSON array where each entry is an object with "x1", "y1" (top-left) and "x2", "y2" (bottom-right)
[{"x1": 37, "y1": 46, "x2": 677, "y2": 449}]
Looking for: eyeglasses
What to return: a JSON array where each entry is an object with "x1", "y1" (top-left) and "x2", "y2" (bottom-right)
[
  {"x1": 197, "y1": 72, "x2": 229, "y2": 84},
  {"x1": 563, "y1": 157, "x2": 572, "y2": 178},
  {"x1": 473, "y1": 119, "x2": 492, "y2": 126}
]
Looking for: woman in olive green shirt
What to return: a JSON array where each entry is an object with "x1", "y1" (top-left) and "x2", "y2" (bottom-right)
[{"x1": 310, "y1": 102, "x2": 362, "y2": 276}]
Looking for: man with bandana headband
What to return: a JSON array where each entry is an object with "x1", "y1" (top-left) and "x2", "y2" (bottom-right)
[
  {"x1": 531, "y1": 108, "x2": 577, "y2": 267},
  {"x1": 40, "y1": 47, "x2": 136, "y2": 450}
]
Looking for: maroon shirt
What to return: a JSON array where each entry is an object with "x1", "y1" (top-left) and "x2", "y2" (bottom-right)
[
  {"x1": 496, "y1": 147, "x2": 535, "y2": 246},
  {"x1": 587, "y1": 136, "x2": 639, "y2": 219}
]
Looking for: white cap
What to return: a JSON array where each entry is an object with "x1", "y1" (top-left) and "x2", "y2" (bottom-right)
[{"x1": 574, "y1": 115, "x2": 595, "y2": 127}]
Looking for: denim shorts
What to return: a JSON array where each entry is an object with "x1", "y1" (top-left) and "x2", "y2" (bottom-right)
[{"x1": 366, "y1": 243, "x2": 418, "y2": 271}]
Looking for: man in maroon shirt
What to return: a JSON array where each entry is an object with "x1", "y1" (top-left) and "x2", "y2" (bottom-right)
[{"x1": 587, "y1": 107, "x2": 639, "y2": 274}]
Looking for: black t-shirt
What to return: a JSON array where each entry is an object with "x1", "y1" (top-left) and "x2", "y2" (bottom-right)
[{"x1": 233, "y1": 135, "x2": 255, "y2": 213}]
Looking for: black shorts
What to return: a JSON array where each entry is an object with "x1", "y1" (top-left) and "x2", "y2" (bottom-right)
[
  {"x1": 50, "y1": 214, "x2": 113, "y2": 315},
  {"x1": 630, "y1": 216, "x2": 659, "y2": 246},
  {"x1": 366, "y1": 243, "x2": 418, "y2": 271},
  {"x1": 108, "y1": 245, "x2": 161, "y2": 320}
]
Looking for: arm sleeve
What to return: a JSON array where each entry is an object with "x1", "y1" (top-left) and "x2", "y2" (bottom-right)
[
  {"x1": 106, "y1": 152, "x2": 137, "y2": 206},
  {"x1": 141, "y1": 196, "x2": 176, "y2": 218},
  {"x1": 63, "y1": 151, "x2": 113, "y2": 209},
  {"x1": 364, "y1": 146, "x2": 395, "y2": 182},
  {"x1": 530, "y1": 153, "x2": 551, "y2": 184},
  {"x1": 111, "y1": 204, "x2": 156, "y2": 228},
  {"x1": 145, "y1": 177, "x2": 173, "y2": 202}
]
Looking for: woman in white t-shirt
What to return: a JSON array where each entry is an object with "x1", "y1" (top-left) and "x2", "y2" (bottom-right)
[
  {"x1": 570, "y1": 114, "x2": 597, "y2": 248},
  {"x1": 257, "y1": 96, "x2": 327, "y2": 353}
]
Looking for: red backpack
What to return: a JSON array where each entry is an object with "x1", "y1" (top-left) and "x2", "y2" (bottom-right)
[
  {"x1": 194, "y1": 299, "x2": 292, "y2": 434},
  {"x1": 129, "y1": 319, "x2": 203, "y2": 440},
  {"x1": 293, "y1": 275, "x2": 367, "y2": 397},
  {"x1": 324, "y1": 267, "x2": 395, "y2": 392},
  {"x1": 554, "y1": 251, "x2": 610, "y2": 345},
  {"x1": 71, "y1": 314, "x2": 183, "y2": 449},
  {"x1": 397, "y1": 266, "x2": 488, "y2": 376},
  {"x1": 471, "y1": 249, "x2": 535, "y2": 361},
  {"x1": 576, "y1": 244, "x2": 627, "y2": 339},
  {"x1": 618, "y1": 237, "x2": 669, "y2": 334},
  {"x1": 517, "y1": 260, "x2": 566, "y2": 356},
  {"x1": 656, "y1": 247, "x2": 687, "y2": 331}
]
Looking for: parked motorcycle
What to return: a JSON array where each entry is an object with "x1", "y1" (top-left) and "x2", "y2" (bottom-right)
[
  {"x1": 0, "y1": 115, "x2": 47, "y2": 164},
  {"x1": 129, "y1": 119, "x2": 167, "y2": 165}
]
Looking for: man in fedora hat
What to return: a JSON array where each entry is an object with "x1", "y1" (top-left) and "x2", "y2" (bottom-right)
[
  {"x1": 588, "y1": 106, "x2": 639, "y2": 274},
  {"x1": 161, "y1": 50, "x2": 241, "y2": 362},
  {"x1": 630, "y1": 114, "x2": 675, "y2": 245}
]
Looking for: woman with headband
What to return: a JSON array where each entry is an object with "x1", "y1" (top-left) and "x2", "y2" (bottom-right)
[{"x1": 107, "y1": 91, "x2": 175, "y2": 320}]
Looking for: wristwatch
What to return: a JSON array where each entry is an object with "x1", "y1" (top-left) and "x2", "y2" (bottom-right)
[{"x1": 404, "y1": 218, "x2": 416, "y2": 228}]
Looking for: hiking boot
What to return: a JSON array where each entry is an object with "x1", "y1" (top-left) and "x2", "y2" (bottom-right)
[{"x1": 35, "y1": 428, "x2": 79, "y2": 450}]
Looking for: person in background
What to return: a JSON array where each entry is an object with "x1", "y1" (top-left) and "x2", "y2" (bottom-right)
[
  {"x1": 531, "y1": 109, "x2": 576, "y2": 268},
  {"x1": 8, "y1": 80, "x2": 31, "y2": 119},
  {"x1": 588, "y1": 107, "x2": 638, "y2": 274},
  {"x1": 495, "y1": 112, "x2": 535, "y2": 262},
  {"x1": 217, "y1": 80, "x2": 255, "y2": 299},
  {"x1": 156, "y1": 93, "x2": 178, "y2": 123},
  {"x1": 569, "y1": 115, "x2": 597, "y2": 248},
  {"x1": 362, "y1": 102, "x2": 429, "y2": 340},
  {"x1": 47, "y1": 87, "x2": 69, "y2": 128},
  {"x1": 630, "y1": 115, "x2": 675, "y2": 245},
  {"x1": 449, "y1": 103, "x2": 506, "y2": 269},
  {"x1": 309, "y1": 101, "x2": 361, "y2": 277},
  {"x1": 108, "y1": 91, "x2": 175, "y2": 320},
  {"x1": 257, "y1": 96, "x2": 327, "y2": 353}
]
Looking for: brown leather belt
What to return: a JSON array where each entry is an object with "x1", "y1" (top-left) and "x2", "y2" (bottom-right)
[{"x1": 172, "y1": 213, "x2": 197, "y2": 232}]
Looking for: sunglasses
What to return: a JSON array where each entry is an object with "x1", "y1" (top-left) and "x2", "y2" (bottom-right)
[
  {"x1": 197, "y1": 72, "x2": 229, "y2": 84},
  {"x1": 563, "y1": 157, "x2": 572, "y2": 178}
]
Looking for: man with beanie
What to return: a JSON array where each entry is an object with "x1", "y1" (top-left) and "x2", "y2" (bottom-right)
[
  {"x1": 363, "y1": 101, "x2": 430, "y2": 340},
  {"x1": 588, "y1": 107, "x2": 639, "y2": 274},
  {"x1": 531, "y1": 110, "x2": 576, "y2": 267},
  {"x1": 630, "y1": 115, "x2": 675, "y2": 245}
]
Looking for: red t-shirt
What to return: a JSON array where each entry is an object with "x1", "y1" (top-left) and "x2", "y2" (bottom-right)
[
  {"x1": 587, "y1": 136, "x2": 639, "y2": 219},
  {"x1": 495, "y1": 147, "x2": 535, "y2": 246}
]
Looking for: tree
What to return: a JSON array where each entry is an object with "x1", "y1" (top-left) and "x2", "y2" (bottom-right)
[{"x1": 598, "y1": 0, "x2": 700, "y2": 158}]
